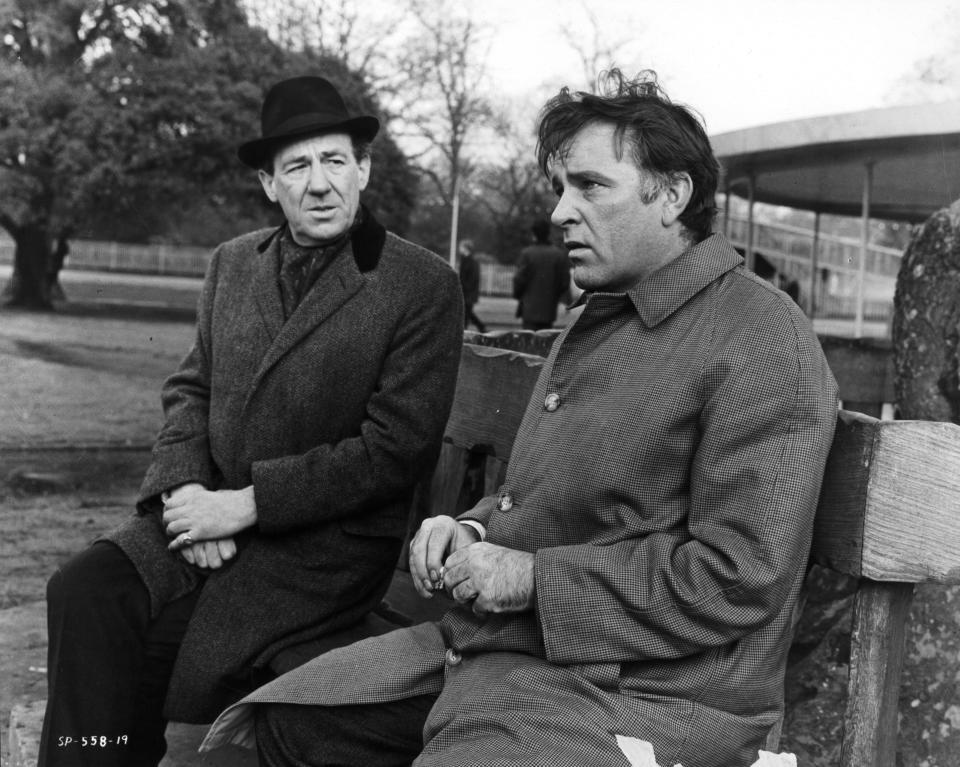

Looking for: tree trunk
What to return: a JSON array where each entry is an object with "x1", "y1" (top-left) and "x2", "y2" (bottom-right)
[
  {"x1": 887, "y1": 197, "x2": 960, "y2": 767},
  {"x1": 892, "y1": 198, "x2": 960, "y2": 422},
  {"x1": 3, "y1": 225, "x2": 54, "y2": 310}
]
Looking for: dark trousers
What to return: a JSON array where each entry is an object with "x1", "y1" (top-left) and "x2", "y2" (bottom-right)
[
  {"x1": 39, "y1": 541, "x2": 201, "y2": 767},
  {"x1": 464, "y1": 303, "x2": 486, "y2": 333},
  {"x1": 255, "y1": 694, "x2": 439, "y2": 767}
]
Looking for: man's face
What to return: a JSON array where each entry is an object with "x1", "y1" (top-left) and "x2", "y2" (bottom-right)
[
  {"x1": 549, "y1": 121, "x2": 669, "y2": 293},
  {"x1": 259, "y1": 132, "x2": 370, "y2": 246}
]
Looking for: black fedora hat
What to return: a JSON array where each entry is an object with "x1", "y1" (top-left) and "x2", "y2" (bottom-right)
[{"x1": 238, "y1": 76, "x2": 380, "y2": 169}]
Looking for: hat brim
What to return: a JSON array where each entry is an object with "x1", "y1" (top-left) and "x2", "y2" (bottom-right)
[{"x1": 237, "y1": 115, "x2": 380, "y2": 169}]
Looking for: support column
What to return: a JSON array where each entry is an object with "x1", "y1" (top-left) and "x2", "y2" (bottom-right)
[
  {"x1": 448, "y1": 174, "x2": 461, "y2": 269},
  {"x1": 722, "y1": 181, "x2": 731, "y2": 237},
  {"x1": 745, "y1": 174, "x2": 756, "y2": 272},
  {"x1": 855, "y1": 162, "x2": 873, "y2": 338},
  {"x1": 809, "y1": 211, "x2": 821, "y2": 319}
]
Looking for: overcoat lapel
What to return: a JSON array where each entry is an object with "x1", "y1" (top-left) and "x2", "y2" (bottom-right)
[
  {"x1": 243, "y1": 210, "x2": 387, "y2": 413},
  {"x1": 251, "y1": 227, "x2": 285, "y2": 340}
]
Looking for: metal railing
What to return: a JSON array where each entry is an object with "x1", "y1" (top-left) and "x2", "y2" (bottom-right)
[{"x1": 725, "y1": 215, "x2": 902, "y2": 323}]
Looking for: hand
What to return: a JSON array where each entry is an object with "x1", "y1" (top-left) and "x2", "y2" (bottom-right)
[
  {"x1": 163, "y1": 486, "x2": 257, "y2": 548},
  {"x1": 409, "y1": 516, "x2": 480, "y2": 599},
  {"x1": 442, "y1": 542, "x2": 535, "y2": 615},
  {"x1": 162, "y1": 482, "x2": 205, "y2": 505},
  {"x1": 179, "y1": 537, "x2": 238, "y2": 569}
]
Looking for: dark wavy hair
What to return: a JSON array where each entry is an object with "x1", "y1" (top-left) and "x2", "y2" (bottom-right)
[{"x1": 536, "y1": 69, "x2": 719, "y2": 244}]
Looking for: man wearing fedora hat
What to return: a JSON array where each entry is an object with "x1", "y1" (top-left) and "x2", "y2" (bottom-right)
[{"x1": 38, "y1": 75, "x2": 464, "y2": 767}]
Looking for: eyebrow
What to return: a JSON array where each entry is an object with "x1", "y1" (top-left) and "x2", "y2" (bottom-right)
[
  {"x1": 281, "y1": 148, "x2": 349, "y2": 166},
  {"x1": 555, "y1": 168, "x2": 611, "y2": 187}
]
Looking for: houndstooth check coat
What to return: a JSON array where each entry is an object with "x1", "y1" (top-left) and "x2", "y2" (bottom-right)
[
  {"x1": 202, "y1": 233, "x2": 838, "y2": 767},
  {"x1": 106, "y1": 209, "x2": 463, "y2": 723}
]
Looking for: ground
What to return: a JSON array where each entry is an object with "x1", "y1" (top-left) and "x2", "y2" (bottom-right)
[{"x1": 1, "y1": 297, "x2": 959, "y2": 766}]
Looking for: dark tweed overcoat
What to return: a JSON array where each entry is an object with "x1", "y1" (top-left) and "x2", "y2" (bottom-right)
[
  {"x1": 106, "y1": 210, "x2": 463, "y2": 723},
  {"x1": 202, "y1": 235, "x2": 839, "y2": 766}
]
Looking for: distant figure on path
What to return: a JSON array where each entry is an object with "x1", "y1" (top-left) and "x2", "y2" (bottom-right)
[
  {"x1": 513, "y1": 218, "x2": 570, "y2": 330},
  {"x1": 38, "y1": 74, "x2": 463, "y2": 767},
  {"x1": 458, "y1": 239, "x2": 486, "y2": 332}
]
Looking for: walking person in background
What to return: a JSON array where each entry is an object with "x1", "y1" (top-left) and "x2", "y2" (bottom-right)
[
  {"x1": 513, "y1": 218, "x2": 571, "y2": 330},
  {"x1": 38, "y1": 74, "x2": 463, "y2": 767},
  {"x1": 457, "y1": 239, "x2": 487, "y2": 332}
]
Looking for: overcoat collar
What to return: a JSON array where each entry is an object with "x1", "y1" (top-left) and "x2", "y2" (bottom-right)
[
  {"x1": 251, "y1": 205, "x2": 386, "y2": 334},
  {"x1": 627, "y1": 233, "x2": 743, "y2": 327},
  {"x1": 246, "y1": 207, "x2": 387, "y2": 402}
]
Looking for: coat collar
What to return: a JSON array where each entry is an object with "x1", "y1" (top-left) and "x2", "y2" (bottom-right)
[
  {"x1": 626, "y1": 233, "x2": 743, "y2": 327},
  {"x1": 244, "y1": 207, "x2": 388, "y2": 408},
  {"x1": 254, "y1": 205, "x2": 387, "y2": 272},
  {"x1": 251, "y1": 206, "x2": 387, "y2": 336}
]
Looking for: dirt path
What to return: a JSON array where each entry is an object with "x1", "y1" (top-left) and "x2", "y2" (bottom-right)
[{"x1": 0, "y1": 305, "x2": 192, "y2": 763}]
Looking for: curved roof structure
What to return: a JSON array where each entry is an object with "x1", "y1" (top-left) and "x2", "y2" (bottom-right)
[{"x1": 712, "y1": 100, "x2": 960, "y2": 222}]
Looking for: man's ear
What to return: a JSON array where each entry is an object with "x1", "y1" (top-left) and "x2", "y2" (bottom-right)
[
  {"x1": 357, "y1": 154, "x2": 371, "y2": 192},
  {"x1": 258, "y1": 169, "x2": 278, "y2": 203},
  {"x1": 661, "y1": 172, "x2": 693, "y2": 227}
]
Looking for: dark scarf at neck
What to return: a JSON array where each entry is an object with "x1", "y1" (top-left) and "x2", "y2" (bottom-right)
[{"x1": 277, "y1": 212, "x2": 363, "y2": 319}]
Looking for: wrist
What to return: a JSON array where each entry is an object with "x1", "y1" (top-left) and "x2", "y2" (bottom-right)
[{"x1": 238, "y1": 486, "x2": 258, "y2": 529}]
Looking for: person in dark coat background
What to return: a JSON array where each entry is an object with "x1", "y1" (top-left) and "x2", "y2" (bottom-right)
[
  {"x1": 457, "y1": 239, "x2": 487, "y2": 332},
  {"x1": 513, "y1": 218, "x2": 571, "y2": 330},
  {"x1": 38, "y1": 75, "x2": 463, "y2": 767}
]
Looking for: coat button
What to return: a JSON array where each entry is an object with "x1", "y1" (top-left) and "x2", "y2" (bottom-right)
[
  {"x1": 497, "y1": 493, "x2": 513, "y2": 512},
  {"x1": 444, "y1": 648, "x2": 462, "y2": 666},
  {"x1": 544, "y1": 392, "x2": 561, "y2": 412}
]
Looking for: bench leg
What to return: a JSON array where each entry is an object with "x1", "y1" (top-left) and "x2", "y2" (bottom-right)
[{"x1": 840, "y1": 580, "x2": 914, "y2": 767}]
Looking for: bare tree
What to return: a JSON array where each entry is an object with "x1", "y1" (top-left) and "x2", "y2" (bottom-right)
[
  {"x1": 384, "y1": 0, "x2": 494, "y2": 263},
  {"x1": 888, "y1": 12, "x2": 960, "y2": 104},
  {"x1": 242, "y1": 0, "x2": 403, "y2": 82},
  {"x1": 559, "y1": 2, "x2": 636, "y2": 93}
]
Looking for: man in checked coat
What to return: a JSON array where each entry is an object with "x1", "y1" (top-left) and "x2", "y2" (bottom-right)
[
  {"x1": 38, "y1": 76, "x2": 463, "y2": 767},
  {"x1": 201, "y1": 69, "x2": 838, "y2": 767}
]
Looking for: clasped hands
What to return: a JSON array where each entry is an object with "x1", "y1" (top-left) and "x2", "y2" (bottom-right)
[
  {"x1": 409, "y1": 515, "x2": 535, "y2": 615},
  {"x1": 161, "y1": 482, "x2": 257, "y2": 569}
]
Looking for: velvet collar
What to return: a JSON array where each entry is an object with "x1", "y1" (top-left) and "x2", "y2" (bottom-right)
[{"x1": 256, "y1": 204, "x2": 387, "y2": 273}]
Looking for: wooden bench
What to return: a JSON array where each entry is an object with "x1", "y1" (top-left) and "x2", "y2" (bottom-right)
[
  {"x1": 11, "y1": 334, "x2": 958, "y2": 767},
  {"x1": 413, "y1": 336, "x2": 960, "y2": 767}
]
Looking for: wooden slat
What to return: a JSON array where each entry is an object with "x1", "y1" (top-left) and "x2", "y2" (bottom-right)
[
  {"x1": 861, "y1": 419, "x2": 960, "y2": 582},
  {"x1": 819, "y1": 335, "x2": 895, "y2": 412},
  {"x1": 463, "y1": 329, "x2": 561, "y2": 358},
  {"x1": 443, "y1": 344, "x2": 544, "y2": 459},
  {"x1": 840, "y1": 581, "x2": 914, "y2": 767},
  {"x1": 812, "y1": 411, "x2": 876, "y2": 576},
  {"x1": 813, "y1": 411, "x2": 960, "y2": 583},
  {"x1": 428, "y1": 443, "x2": 471, "y2": 518}
]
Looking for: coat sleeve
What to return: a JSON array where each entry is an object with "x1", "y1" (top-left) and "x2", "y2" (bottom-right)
[
  {"x1": 250, "y1": 267, "x2": 464, "y2": 534},
  {"x1": 534, "y1": 312, "x2": 838, "y2": 664},
  {"x1": 136, "y1": 247, "x2": 223, "y2": 512}
]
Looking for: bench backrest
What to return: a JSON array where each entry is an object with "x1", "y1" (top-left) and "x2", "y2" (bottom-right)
[{"x1": 429, "y1": 339, "x2": 960, "y2": 767}]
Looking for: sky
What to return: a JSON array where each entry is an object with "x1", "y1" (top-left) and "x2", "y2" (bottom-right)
[{"x1": 459, "y1": 0, "x2": 960, "y2": 136}]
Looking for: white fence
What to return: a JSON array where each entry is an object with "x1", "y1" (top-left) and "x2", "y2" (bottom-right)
[
  {"x1": 0, "y1": 238, "x2": 523, "y2": 295},
  {"x1": 2, "y1": 224, "x2": 902, "y2": 321},
  {"x1": 0, "y1": 239, "x2": 211, "y2": 277}
]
